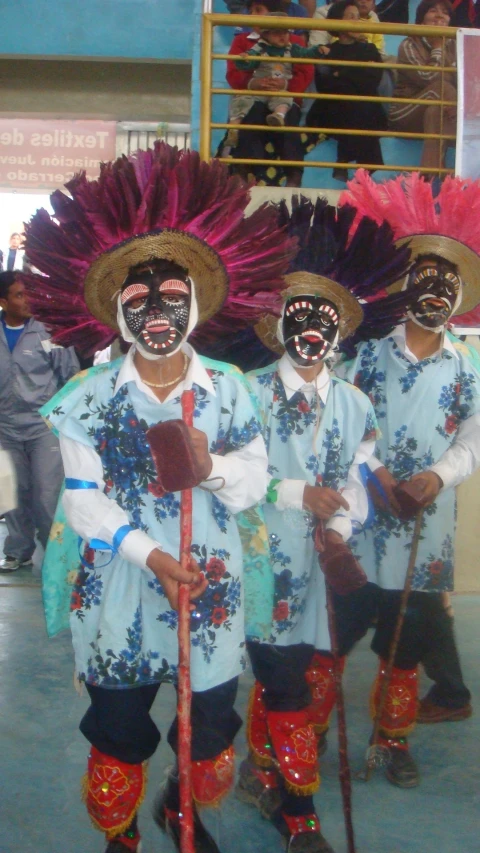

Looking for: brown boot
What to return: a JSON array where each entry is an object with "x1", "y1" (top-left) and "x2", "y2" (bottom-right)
[
  {"x1": 276, "y1": 813, "x2": 335, "y2": 853},
  {"x1": 384, "y1": 741, "x2": 420, "y2": 789},
  {"x1": 417, "y1": 697, "x2": 473, "y2": 724},
  {"x1": 235, "y1": 757, "x2": 285, "y2": 820}
]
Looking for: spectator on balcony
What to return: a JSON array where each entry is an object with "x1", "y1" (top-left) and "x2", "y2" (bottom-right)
[
  {"x1": 388, "y1": 0, "x2": 457, "y2": 176},
  {"x1": 450, "y1": 0, "x2": 480, "y2": 27},
  {"x1": 231, "y1": 0, "x2": 312, "y2": 36},
  {"x1": 310, "y1": 0, "x2": 385, "y2": 56},
  {"x1": 227, "y1": 16, "x2": 327, "y2": 145},
  {"x1": 224, "y1": 7, "x2": 315, "y2": 186},
  {"x1": 306, "y1": 0, "x2": 386, "y2": 181}
]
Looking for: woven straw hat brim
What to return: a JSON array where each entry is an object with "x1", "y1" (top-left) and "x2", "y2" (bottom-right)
[
  {"x1": 254, "y1": 272, "x2": 363, "y2": 354},
  {"x1": 84, "y1": 229, "x2": 228, "y2": 332},
  {"x1": 389, "y1": 235, "x2": 480, "y2": 316}
]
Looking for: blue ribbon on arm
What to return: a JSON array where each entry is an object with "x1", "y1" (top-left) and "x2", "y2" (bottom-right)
[
  {"x1": 65, "y1": 478, "x2": 99, "y2": 490},
  {"x1": 357, "y1": 463, "x2": 388, "y2": 531}
]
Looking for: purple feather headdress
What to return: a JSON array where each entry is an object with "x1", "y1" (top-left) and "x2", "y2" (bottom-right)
[
  {"x1": 23, "y1": 142, "x2": 297, "y2": 357},
  {"x1": 277, "y1": 195, "x2": 414, "y2": 356}
]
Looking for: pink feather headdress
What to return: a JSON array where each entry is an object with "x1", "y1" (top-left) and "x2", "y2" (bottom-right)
[
  {"x1": 339, "y1": 170, "x2": 480, "y2": 318},
  {"x1": 23, "y1": 142, "x2": 297, "y2": 356}
]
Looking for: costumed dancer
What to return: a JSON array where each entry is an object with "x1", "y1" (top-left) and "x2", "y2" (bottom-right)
[
  {"x1": 337, "y1": 171, "x2": 480, "y2": 786},
  {"x1": 24, "y1": 142, "x2": 296, "y2": 853},
  {"x1": 237, "y1": 197, "x2": 412, "y2": 853}
]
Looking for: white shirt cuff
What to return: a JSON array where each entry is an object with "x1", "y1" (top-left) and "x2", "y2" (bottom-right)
[
  {"x1": 367, "y1": 456, "x2": 383, "y2": 473},
  {"x1": 200, "y1": 454, "x2": 230, "y2": 491},
  {"x1": 326, "y1": 515, "x2": 352, "y2": 541},
  {"x1": 428, "y1": 462, "x2": 450, "y2": 490},
  {"x1": 275, "y1": 479, "x2": 306, "y2": 512},
  {"x1": 118, "y1": 529, "x2": 162, "y2": 573}
]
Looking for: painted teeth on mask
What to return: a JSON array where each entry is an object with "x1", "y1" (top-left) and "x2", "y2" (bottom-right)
[
  {"x1": 142, "y1": 328, "x2": 177, "y2": 350},
  {"x1": 294, "y1": 334, "x2": 328, "y2": 361}
]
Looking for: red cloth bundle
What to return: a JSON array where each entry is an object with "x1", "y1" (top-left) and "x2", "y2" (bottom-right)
[
  {"x1": 393, "y1": 480, "x2": 427, "y2": 521},
  {"x1": 146, "y1": 419, "x2": 204, "y2": 493},
  {"x1": 315, "y1": 525, "x2": 368, "y2": 596}
]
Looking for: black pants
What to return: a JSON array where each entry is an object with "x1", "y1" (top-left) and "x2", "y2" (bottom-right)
[
  {"x1": 80, "y1": 677, "x2": 242, "y2": 764},
  {"x1": 372, "y1": 590, "x2": 471, "y2": 708},
  {"x1": 247, "y1": 582, "x2": 378, "y2": 712},
  {"x1": 234, "y1": 101, "x2": 305, "y2": 180}
]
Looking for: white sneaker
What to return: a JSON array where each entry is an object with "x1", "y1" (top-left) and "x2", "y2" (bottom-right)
[
  {"x1": 0, "y1": 556, "x2": 33, "y2": 573},
  {"x1": 266, "y1": 111, "x2": 285, "y2": 127}
]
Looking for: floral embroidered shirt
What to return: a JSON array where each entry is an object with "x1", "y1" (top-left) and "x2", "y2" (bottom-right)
[
  {"x1": 40, "y1": 345, "x2": 268, "y2": 691},
  {"x1": 337, "y1": 327, "x2": 480, "y2": 592},
  {"x1": 247, "y1": 355, "x2": 378, "y2": 649}
]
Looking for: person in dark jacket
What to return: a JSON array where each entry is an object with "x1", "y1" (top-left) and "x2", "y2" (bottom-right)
[
  {"x1": 306, "y1": 0, "x2": 386, "y2": 181},
  {"x1": 0, "y1": 271, "x2": 80, "y2": 572}
]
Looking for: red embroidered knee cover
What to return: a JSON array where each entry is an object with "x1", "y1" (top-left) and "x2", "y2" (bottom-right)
[
  {"x1": 83, "y1": 747, "x2": 147, "y2": 840},
  {"x1": 191, "y1": 745, "x2": 235, "y2": 807},
  {"x1": 305, "y1": 652, "x2": 345, "y2": 735},
  {"x1": 266, "y1": 710, "x2": 320, "y2": 795},
  {"x1": 247, "y1": 681, "x2": 275, "y2": 767},
  {"x1": 371, "y1": 659, "x2": 418, "y2": 738}
]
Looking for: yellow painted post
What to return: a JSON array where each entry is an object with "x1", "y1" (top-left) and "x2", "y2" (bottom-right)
[{"x1": 199, "y1": 14, "x2": 213, "y2": 163}]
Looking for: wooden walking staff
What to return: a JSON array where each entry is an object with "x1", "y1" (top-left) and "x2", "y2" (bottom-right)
[
  {"x1": 146, "y1": 389, "x2": 202, "y2": 853},
  {"x1": 177, "y1": 388, "x2": 196, "y2": 853},
  {"x1": 360, "y1": 503, "x2": 425, "y2": 783},
  {"x1": 325, "y1": 583, "x2": 357, "y2": 853},
  {"x1": 315, "y1": 521, "x2": 368, "y2": 853}
]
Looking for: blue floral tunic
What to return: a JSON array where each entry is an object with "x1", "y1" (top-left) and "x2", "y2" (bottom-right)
[
  {"x1": 338, "y1": 334, "x2": 480, "y2": 592},
  {"x1": 247, "y1": 361, "x2": 378, "y2": 650},
  {"x1": 41, "y1": 356, "x2": 265, "y2": 692}
]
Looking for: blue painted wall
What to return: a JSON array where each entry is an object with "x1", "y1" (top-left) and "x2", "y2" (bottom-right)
[{"x1": 0, "y1": 0, "x2": 196, "y2": 60}]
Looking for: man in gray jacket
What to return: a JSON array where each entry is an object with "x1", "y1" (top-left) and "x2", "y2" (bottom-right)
[{"x1": 0, "y1": 271, "x2": 80, "y2": 571}]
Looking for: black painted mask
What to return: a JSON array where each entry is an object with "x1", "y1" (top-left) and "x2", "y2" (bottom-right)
[
  {"x1": 408, "y1": 255, "x2": 461, "y2": 330},
  {"x1": 282, "y1": 294, "x2": 339, "y2": 365},
  {"x1": 121, "y1": 261, "x2": 191, "y2": 355}
]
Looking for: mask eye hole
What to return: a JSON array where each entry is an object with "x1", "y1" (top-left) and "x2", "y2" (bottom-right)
[
  {"x1": 122, "y1": 283, "x2": 150, "y2": 308},
  {"x1": 295, "y1": 312, "x2": 308, "y2": 322},
  {"x1": 161, "y1": 294, "x2": 185, "y2": 306}
]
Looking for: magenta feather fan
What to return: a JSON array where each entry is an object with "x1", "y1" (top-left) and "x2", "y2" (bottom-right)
[
  {"x1": 339, "y1": 170, "x2": 480, "y2": 254},
  {"x1": 23, "y1": 142, "x2": 296, "y2": 356}
]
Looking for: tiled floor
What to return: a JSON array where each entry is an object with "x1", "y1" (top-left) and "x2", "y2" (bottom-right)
[{"x1": 1, "y1": 523, "x2": 478, "y2": 853}]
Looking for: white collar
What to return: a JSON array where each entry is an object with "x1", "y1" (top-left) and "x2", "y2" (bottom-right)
[
  {"x1": 389, "y1": 323, "x2": 459, "y2": 363},
  {"x1": 278, "y1": 352, "x2": 331, "y2": 402},
  {"x1": 114, "y1": 342, "x2": 215, "y2": 403}
]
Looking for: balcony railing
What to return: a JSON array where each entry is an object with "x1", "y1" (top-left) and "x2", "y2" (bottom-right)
[{"x1": 199, "y1": 13, "x2": 457, "y2": 178}]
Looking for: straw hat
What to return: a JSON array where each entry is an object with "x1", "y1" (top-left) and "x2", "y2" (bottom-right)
[
  {"x1": 255, "y1": 271, "x2": 364, "y2": 354},
  {"x1": 84, "y1": 229, "x2": 228, "y2": 333},
  {"x1": 389, "y1": 235, "x2": 480, "y2": 316}
]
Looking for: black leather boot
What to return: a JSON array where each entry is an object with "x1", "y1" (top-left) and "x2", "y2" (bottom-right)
[{"x1": 153, "y1": 773, "x2": 222, "y2": 853}]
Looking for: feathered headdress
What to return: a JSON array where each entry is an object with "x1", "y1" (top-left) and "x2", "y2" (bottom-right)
[
  {"x1": 339, "y1": 170, "x2": 480, "y2": 316},
  {"x1": 23, "y1": 142, "x2": 297, "y2": 357},
  {"x1": 254, "y1": 195, "x2": 413, "y2": 359}
]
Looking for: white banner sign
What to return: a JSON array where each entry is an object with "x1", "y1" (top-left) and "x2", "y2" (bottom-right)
[{"x1": 456, "y1": 28, "x2": 480, "y2": 179}]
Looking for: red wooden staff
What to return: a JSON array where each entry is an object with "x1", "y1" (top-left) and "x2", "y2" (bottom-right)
[{"x1": 178, "y1": 388, "x2": 195, "y2": 853}]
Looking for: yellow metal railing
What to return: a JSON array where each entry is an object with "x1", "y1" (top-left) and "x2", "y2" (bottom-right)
[{"x1": 200, "y1": 13, "x2": 457, "y2": 178}]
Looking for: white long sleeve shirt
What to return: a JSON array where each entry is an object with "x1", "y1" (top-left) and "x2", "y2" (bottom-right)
[
  {"x1": 365, "y1": 326, "x2": 480, "y2": 490},
  {"x1": 272, "y1": 356, "x2": 375, "y2": 541},
  {"x1": 60, "y1": 344, "x2": 269, "y2": 574}
]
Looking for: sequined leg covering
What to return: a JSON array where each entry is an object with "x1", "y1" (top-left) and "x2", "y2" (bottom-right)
[
  {"x1": 305, "y1": 652, "x2": 345, "y2": 738},
  {"x1": 83, "y1": 747, "x2": 147, "y2": 842},
  {"x1": 266, "y1": 709, "x2": 320, "y2": 796},
  {"x1": 371, "y1": 659, "x2": 420, "y2": 788}
]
